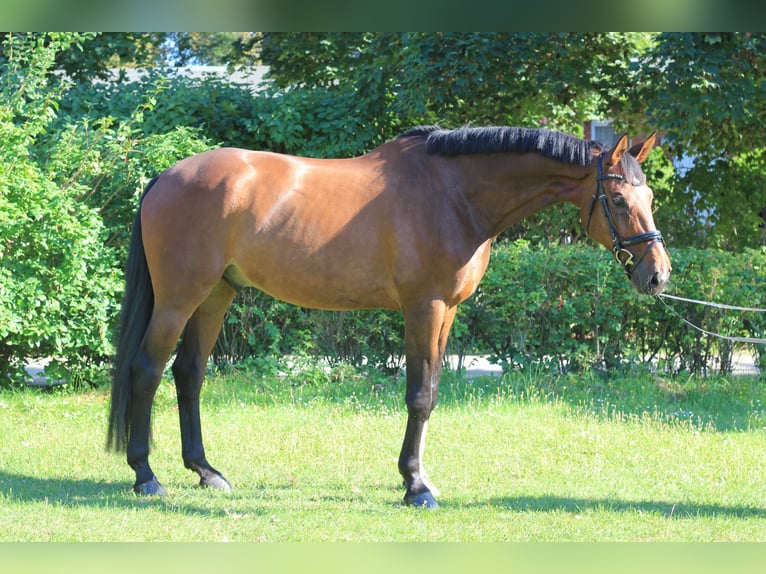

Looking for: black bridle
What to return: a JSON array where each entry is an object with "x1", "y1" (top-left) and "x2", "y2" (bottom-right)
[{"x1": 586, "y1": 155, "x2": 665, "y2": 277}]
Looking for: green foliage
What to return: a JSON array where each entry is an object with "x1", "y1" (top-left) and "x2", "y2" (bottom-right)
[
  {"x1": 58, "y1": 64, "x2": 386, "y2": 161},
  {"x1": 211, "y1": 288, "x2": 405, "y2": 376},
  {"x1": 395, "y1": 32, "x2": 651, "y2": 133},
  {"x1": 0, "y1": 33, "x2": 121, "y2": 385},
  {"x1": 627, "y1": 32, "x2": 766, "y2": 249},
  {"x1": 48, "y1": 33, "x2": 259, "y2": 82},
  {"x1": 0, "y1": 148, "x2": 121, "y2": 384},
  {"x1": 56, "y1": 70, "x2": 257, "y2": 149},
  {"x1": 456, "y1": 241, "x2": 636, "y2": 373},
  {"x1": 654, "y1": 247, "x2": 766, "y2": 375},
  {"x1": 212, "y1": 288, "x2": 308, "y2": 376},
  {"x1": 261, "y1": 33, "x2": 652, "y2": 135},
  {"x1": 51, "y1": 32, "x2": 156, "y2": 81},
  {"x1": 45, "y1": 118, "x2": 213, "y2": 258},
  {"x1": 454, "y1": 242, "x2": 766, "y2": 376},
  {"x1": 166, "y1": 32, "x2": 259, "y2": 66},
  {"x1": 632, "y1": 33, "x2": 766, "y2": 160},
  {"x1": 1, "y1": 34, "x2": 214, "y2": 387},
  {"x1": 667, "y1": 149, "x2": 766, "y2": 249},
  {"x1": 248, "y1": 85, "x2": 386, "y2": 158},
  {"x1": 302, "y1": 309, "x2": 405, "y2": 374}
]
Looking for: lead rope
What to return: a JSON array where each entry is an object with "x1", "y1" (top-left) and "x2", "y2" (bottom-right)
[{"x1": 656, "y1": 293, "x2": 766, "y2": 345}]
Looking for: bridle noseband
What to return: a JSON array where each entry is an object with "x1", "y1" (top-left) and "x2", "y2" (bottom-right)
[{"x1": 585, "y1": 155, "x2": 665, "y2": 277}]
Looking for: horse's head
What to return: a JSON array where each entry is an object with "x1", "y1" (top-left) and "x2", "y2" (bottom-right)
[{"x1": 581, "y1": 133, "x2": 671, "y2": 295}]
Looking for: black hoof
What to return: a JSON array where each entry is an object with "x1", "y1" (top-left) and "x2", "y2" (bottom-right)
[
  {"x1": 133, "y1": 477, "x2": 167, "y2": 497},
  {"x1": 404, "y1": 491, "x2": 439, "y2": 509},
  {"x1": 199, "y1": 474, "x2": 232, "y2": 492}
]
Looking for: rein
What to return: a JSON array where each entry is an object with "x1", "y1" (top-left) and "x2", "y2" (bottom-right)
[
  {"x1": 656, "y1": 292, "x2": 766, "y2": 346},
  {"x1": 586, "y1": 155, "x2": 666, "y2": 277}
]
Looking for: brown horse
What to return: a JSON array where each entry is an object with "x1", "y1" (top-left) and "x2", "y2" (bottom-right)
[{"x1": 108, "y1": 126, "x2": 671, "y2": 508}]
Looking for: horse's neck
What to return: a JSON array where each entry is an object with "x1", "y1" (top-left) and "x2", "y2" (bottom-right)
[{"x1": 459, "y1": 154, "x2": 591, "y2": 238}]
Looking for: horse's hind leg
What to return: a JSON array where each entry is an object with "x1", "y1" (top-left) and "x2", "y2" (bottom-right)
[
  {"x1": 171, "y1": 281, "x2": 237, "y2": 491},
  {"x1": 128, "y1": 307, "x2": 191, "y2": 496}
]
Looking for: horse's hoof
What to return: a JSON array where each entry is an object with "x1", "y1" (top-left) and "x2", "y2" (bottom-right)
[
  {"x1": 404, "y1": 491, "x2": 439, "y2": 509},
  {"x1": 133, "y1": 477, "x2": 167, "y2": 497},
  {"x1": 200, "y1": 474, "x2": 232, "y2": 492}
]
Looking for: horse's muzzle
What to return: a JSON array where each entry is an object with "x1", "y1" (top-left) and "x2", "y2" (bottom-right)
[{"x1": 635, "y1": 268, "x2": 670, "y2": 296}]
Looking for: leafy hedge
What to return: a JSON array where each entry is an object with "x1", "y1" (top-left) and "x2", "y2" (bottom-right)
[
  {"x1": 455, "y1": 242, "x2": 766, "y2": 376},
  {"x1": 56, "y1": 70, "x2": 387, "y2": 160},
  {"x1": 211, "y1": 289, "x2": 405, "y2": 376},
  {"x1": 209, "y1": 242, "x2": 766, "y2": 378}
]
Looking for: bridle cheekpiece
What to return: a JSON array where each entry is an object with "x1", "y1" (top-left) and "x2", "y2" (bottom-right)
[{"x1": 585, "y1": 155, "x2": 665, "y2": 277}]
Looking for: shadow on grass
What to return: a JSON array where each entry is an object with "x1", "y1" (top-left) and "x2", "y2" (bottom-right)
[
  {"x1": 3, "y1": 468, "x2": 765, "y2": 522},
  {"x1": 438, "y1": 370, "x2": 766, "y2": 433},
  {"x1": 0, "y1": 469, "x2": 390, "y2": 517},
  {"x1": 482, "y1": 495, "x2": 766, "y2": 519},
  {"x1": 0, "y1": 469, "x2": 250, "y2": 517}
]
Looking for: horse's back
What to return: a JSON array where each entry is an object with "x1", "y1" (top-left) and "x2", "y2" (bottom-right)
[{"x1": 141, "y1": 147, "x2": 406, "y2": 310}]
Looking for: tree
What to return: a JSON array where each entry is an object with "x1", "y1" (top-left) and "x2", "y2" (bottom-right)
[
  {"x1": 0, "y1": 33, "x2": 122, "y2": 385},
  {"x1": 168, "y1": 32, "x2": 260, "y2": 66},
  {"x1": 625, "y1": 32, "x2": 766, "y2": 249},
  {"x1": 50, "y1": 33, "x2": 164, "y2": 81},
  {"x1": 260, "y1": 32, "x2": 652, "y2": 135},
  {"x1": 44, "y1": 32, "x2": 260, "y2": 82}
]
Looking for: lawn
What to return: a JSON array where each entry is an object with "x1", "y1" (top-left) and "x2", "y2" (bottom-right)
[{"x1": 1, "y1": 364, "x2": 766, "y2": 542}]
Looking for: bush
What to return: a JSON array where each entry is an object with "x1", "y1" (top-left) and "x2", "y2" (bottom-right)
[
  {"x1": 57, "y1": 69, "x2": 261, "y2": 150},
  {"x1": 454, "y1": 240, "x2": 632, "y2": 372},
  {"x1": 302, "y1": 308, "x2": 405, "y2": 374},
  {"x1": 649, "y1": 247, "x2": 766, "y2": 375},
  {"x1": 0, "y1": 34, "x2": 121, "y2": 385},
  {"x1": 1, "y1": 35, "x2": 215, "y2": 387},
  {"x1": 211, "y1": 289, "x2": 405, "y2": 376},
  {"x1": 211, "y1": 288, "x2": 308, "y2": 375},
  {"x1": 455, "y1": 242, "x2": 766, "y2": 376}
]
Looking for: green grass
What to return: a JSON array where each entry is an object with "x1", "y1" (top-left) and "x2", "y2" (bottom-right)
[{"x1": 2, "y1": 364, "x2": 766, "y2": 541}]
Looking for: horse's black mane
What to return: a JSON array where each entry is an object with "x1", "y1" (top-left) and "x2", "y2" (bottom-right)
[
  {"x1": 399, "y1": 125, "x2": 648, "y2": 183},
  {"x1": 398, "y1": 125, "x2": 604, "y2": 169}
]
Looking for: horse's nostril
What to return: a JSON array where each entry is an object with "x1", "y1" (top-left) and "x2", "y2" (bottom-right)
[
  {"x1": 638, "y1": 271, "x2": 666, "y2": 295},
  {"x1": 645, "y1": 270, "x2": 670, "y2": 295}
]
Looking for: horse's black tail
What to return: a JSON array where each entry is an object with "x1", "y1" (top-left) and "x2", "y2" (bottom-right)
[{"x1": 107, "y1": 178, "x2": 158, "y2": 452}]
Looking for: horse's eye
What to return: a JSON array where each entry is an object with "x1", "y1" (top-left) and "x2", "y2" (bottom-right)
[{"x1": 612, "y1": 194, "x2": 627, "y2": 208}]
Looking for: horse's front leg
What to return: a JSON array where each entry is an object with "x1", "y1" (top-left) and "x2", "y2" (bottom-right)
[
  {"x1": 172, "y1": 282, "x2": 236, "y2": 491},
  {"x1": 399, "y1": 301, "x2": 457, "y2": 509}
]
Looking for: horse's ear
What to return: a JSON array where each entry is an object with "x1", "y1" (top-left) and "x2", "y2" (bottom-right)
[
  {"x1": 629, "y1": 132, "x2": 657, "y2": 163},
  {"x1": 606, "y1": 134, "x2": 630, "y2": 167}
]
